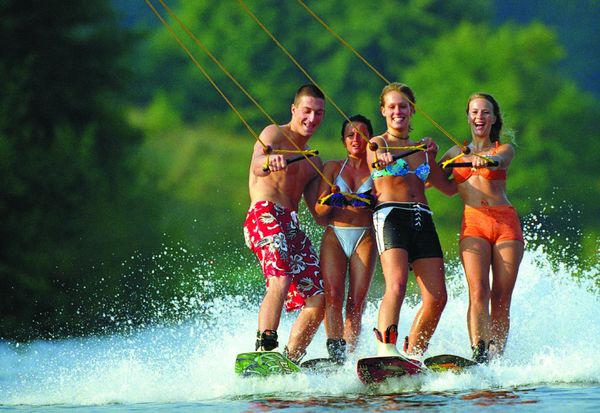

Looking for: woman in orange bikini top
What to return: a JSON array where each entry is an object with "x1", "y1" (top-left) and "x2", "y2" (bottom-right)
[
  {"x1": 451, "y1": 141, "x2": 506, "y2": 184},
  {"x1": 439, "y1": 93, "x2": 524, "y2": 365}
]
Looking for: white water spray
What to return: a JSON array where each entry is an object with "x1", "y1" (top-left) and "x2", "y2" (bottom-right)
[{"x1": 2, "y1": 218, "x2": 599, "y2": 406}]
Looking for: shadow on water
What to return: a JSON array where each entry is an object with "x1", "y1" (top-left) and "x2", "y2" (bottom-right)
[
  {"x1": 459, "y1": 388, "x2": 539, "y2": 406},
  {"x1": 232, "y1": 388, "x2": 541, "y2": 411}
]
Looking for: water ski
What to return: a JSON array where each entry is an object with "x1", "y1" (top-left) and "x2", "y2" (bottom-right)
[
  {"x1": 423, "y1": 354, "x2": 478, "y2": 372},
  {"x1": 300, "y1": 357, "x2": 340, "y2": 374},
  {"x1": 235, "y1": 351, "x2": 300, "y2": 377},
  {"x1": 356, "y1": 355, "x2": 423, "y2": 385}
]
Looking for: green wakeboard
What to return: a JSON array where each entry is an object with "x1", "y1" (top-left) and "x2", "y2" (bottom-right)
[{"x1": 235, "y1": 351, "x2": 301, "y2": 377}]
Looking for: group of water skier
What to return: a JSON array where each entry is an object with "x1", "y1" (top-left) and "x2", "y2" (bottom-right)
[{"x1": 243, "y1": 82, "x2": 523, "y2": 368}]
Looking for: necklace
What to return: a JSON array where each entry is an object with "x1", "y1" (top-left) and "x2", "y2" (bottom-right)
[{"x1": 386, "y1": 130, "x2": 408, "y2": 140}]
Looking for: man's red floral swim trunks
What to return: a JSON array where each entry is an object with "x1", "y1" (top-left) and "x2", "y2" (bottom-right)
[{"x1": 243, "y1": 201, "x2": 324, "y2": 311}]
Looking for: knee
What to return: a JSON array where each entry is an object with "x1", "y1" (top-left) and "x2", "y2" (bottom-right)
[
  {"x1": 304, "y1": 294, "x2": 325, "y2": 314},
  {"x1": 490, "y1": 286, "x2": 512, "y2": 304},
  {"x1": 346, "y1": 297, "x2": 366, "y2": 318},
  {"x1": 311, "y1": 307, "x2": 325, "y2": 324},
  {"x1": 491, "y1": 291, "x2": 512, "y2": 312},
  {"x1": 385, "y1": 280, "x2": 408, "y2": 299},
  {"x1": 325, "y1": 286, "x2": 345, "y2": 308},
  {"x1": 435, "y1": 289, "x2": 448, "y2": 310},
  {"x1": 426, "y1": 290, "x2": 447, "y2": 313},
  {"x1": 469, "y1": 284, "x2": 490, "y2": 305},
  {"x1": 267, "y1": 276, "x2": 291, "y2": 299},
  {"x1": 265, "y1": 288, "x2": 289, "y2": 304}
]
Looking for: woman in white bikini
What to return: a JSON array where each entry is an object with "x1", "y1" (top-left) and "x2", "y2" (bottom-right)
[{"x1": 315, "y1": 114, "x2": 377, "y2": 364}]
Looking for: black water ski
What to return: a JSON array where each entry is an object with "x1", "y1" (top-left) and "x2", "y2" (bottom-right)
[
  {"x1": 424, "y1": 354, "x2": 478, "y2": 372},
  {"x1": 300, "y1": 357, "x2": 340, "y2": 374}
]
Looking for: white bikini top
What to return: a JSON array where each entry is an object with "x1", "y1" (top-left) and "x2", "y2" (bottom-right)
[{"x1": 334, "y1": 158, "x2": 373, "y2": 194}]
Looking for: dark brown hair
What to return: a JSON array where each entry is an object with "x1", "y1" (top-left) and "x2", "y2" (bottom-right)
[
  {"x1": 294, "y1": 84, "x2": 325, "y2": 105},
  {"x1": 340, "y1": 114, "x2": 373, "y2": 142}
]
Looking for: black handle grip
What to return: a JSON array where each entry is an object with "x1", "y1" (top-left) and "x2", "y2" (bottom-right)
[
  {"x1": 371, "y1": 148, "x2": 421, "y2": 168},
  {"x1": 443, "y1": 161, "x2": 499, "y2": 168},
  {"x1": 262, "y1": 151, "x2": 319, "y2": 172}
]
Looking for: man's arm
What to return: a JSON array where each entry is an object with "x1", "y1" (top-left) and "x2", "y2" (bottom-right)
[{"x1": 250, "y1": 124, "x2": 287, "y2": 176}]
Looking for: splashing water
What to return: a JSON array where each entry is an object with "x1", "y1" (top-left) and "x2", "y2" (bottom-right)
[{"x1": 1, "y1": 218, "x2": 599, "y2": 408}]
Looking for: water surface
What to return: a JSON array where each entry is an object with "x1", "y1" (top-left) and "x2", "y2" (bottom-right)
[{"x1": 2, "y1": 237, "x2": 599, "y2": 412}]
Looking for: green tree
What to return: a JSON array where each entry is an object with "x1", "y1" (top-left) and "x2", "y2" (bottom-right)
[
  {"x1": 403, "y1": 21, "x2": 600, "y2": 259},
  {"x1": 0, "y1": 0, "x2": 160, "y2": 340},
  {"x1": 137, "y1": 2, "x2": 599, "y2": 264},
  {"x1": 139, "y1": 0, "x2": 493, "y2": 139},
  {"x1": 494, "y1": 0, "x2": 600, "y2": 98}
]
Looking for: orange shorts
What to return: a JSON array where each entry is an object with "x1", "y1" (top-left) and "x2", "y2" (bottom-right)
[{"x1": 460, "y1": 204, "x2": 524, "y2": 244}]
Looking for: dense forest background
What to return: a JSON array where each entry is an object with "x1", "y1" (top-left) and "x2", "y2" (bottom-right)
[{"x1": 1, "y1": 0, "x2": 598, "y2": 341}]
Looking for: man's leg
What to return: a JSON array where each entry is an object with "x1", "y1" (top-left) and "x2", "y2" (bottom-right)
[
  {"x1": 258, "y1": 275, "x2": 292, "y2": 333},
  {"x1": 244, "y1": 202, "x2": 294, "y2": 352},
  {"x1": 255, "y1": 276, "x2": 292, "y2": 351}
]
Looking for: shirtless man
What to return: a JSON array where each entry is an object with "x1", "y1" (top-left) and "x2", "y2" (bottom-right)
[{"x1": 243, "y1": 84, "x2": 326, "y2": 363}]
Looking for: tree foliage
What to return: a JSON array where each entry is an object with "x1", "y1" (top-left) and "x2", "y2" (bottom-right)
[
  {"x1": 139, "y1": 0, "x2": 493, "y2": 138},
  {"x1": 403, "y1": 21, "x2": 600, "y2": 255},
  {"x1": 1, "y1": 0, "x2": 598, "y2": 340},
  {"x1": 0, "y1": 0, "x2": 159, "y2": 340},
  {"x1": 139, "y1": 1, "x2": 599, "y2": 256}
]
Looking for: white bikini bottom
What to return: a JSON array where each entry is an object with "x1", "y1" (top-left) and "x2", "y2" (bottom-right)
[{"x1": 328, "y1": 225, "x2": 371, "y2": 259}]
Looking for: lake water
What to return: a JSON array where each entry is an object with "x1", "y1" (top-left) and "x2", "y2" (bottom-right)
[{"x1": 2, "y1": 237, "x2": 599, "y2": 412}]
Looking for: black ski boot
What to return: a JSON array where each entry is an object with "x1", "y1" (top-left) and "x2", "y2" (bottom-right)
[
  {"x1": 472, "y1": 339, "x2": 489, "y2": 364},
  {"x1": 326, "y1": 338, "x2": 347, "y2": 365},
  {"x1": 256, "y1": 330, "x2": 279, "y2": 351}
]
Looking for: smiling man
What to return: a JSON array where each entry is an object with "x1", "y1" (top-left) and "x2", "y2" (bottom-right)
[{"x1": 243, "y1": 84, "x2": 326, "y2": 364}]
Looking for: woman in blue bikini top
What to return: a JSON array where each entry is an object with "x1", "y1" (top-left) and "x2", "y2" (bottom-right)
[
  {"x1": 370, "y1": 137, "x2": 431, "y2": 183},
  {"x1": 365, "y1": 82, "x2": 455, "y2": 359}
]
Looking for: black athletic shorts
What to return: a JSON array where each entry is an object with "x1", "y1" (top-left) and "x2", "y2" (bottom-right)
[{"x1": 372, "y1": 202, "x2": 443, "y2": 263}]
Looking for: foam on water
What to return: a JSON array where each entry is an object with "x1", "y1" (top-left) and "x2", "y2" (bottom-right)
[{"x1": 1, "y1": 226, "x2": 599, "y2": 406}]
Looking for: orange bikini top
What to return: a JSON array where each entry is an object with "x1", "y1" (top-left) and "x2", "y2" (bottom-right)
[{"x1": 452, "y1": 142, "x2": 507, "y2": 184}]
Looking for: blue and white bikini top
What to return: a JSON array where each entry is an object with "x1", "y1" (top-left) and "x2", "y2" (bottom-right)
[
  {"x1": 335, "y1": 158, "x2": 374, "y2": 194},
  {"x1": 371, "y1": 139, "x2": 430, "y2": 182}
]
